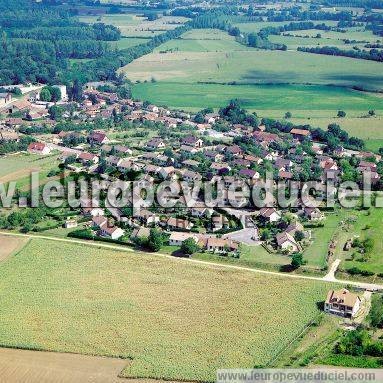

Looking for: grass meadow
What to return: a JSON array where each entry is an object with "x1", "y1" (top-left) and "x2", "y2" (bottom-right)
[
  {"x1": 132, "y1": 82, "x2": 383, "y2": 113},
  {"x1": 79, "y1": 14, "x2": 189, "y2": 37},
  {"x1": 0, "y1": 238, "x2": 332, "y2": 381},
  {"x1": 0, "y1": 153, "x2": 60, "y2": 192},
  {"x1": 122, "y1": 49, "x2": 383, "y2": 91}
]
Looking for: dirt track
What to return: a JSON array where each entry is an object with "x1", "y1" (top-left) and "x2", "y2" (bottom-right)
[
  {"x1": 0, "y1": 235, "x2": 28, "y2": 262},
  {"x1": 0, "y1": 348, "x2": 128, "y2": 383}
]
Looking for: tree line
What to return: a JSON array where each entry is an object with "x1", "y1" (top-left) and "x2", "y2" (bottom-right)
[{"x1": 298, "y1": 46, "x2": 383, "y2": 63}]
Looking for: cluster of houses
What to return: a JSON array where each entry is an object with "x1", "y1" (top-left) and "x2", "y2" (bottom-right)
[{"x1": 1, "y1": 81, "x2": 381, "y2": 257}]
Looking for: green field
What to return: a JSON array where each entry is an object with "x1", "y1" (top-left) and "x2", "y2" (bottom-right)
[
  {"x1": 110, "y1": 37, "x2": 150, "y2": 50},
  {"x1": 124, "y1": 26, "x2": 383, "y2": 142},
  {"x1": 303, "y1": 211, "x2": 347, "y2": 269},
  {"x1": 0, "y1": 154, "x2": 60, "y2": 193},
  {"x1": 0, "y1": 154, "x2": 58, "y2": 179},
  {"x1": 132, "y1": 82, "x2": 383, "y2": 112},
  {"x1": 0, "y1": 238, "x2": 332, "y2": 381},
  {"x1": 122, "y1": 49, "x2": 383, "y2": 91},
  {"x1": 79, "y1": 14, "x2": 189, "y2": 37}
]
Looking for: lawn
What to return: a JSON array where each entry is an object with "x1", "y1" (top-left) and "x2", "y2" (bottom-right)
[
  {"x1": 0, "y1": 238, "x2": 332, "y2": 381},
  {"x1": 132, "y1": 82, "x2": 383, "y2": 113},
  {"x1": 303, "y1": 211, "x2": 347, "y2": 269},
  {"x1": 338, "y1": 208, "x2": 383, "y2": 275}
]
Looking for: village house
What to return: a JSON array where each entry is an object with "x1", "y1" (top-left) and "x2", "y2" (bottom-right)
[
  {"x1": 169, "y1": 232, "x2": 199, "y2": 247},
  {"x1": 88, "y1": 131, "x2": 109, "y2": 145},
  {"x1": 7, "y1": 99, "x2": 31, "y2": 114},
  {"x1": 92, "y1": 215, "x2": 124, "y2": 240},
  {"x1": 206, "y1": 238, "x2": 239, "y2": 254},
  {"x1": 131, "y1": 226, "x2": 150, "y2": 241},
  {"x1": 285, "y1": 221, "x2": 305, "y2": 237},
  {"x1": 290, "y1": 128, "x2": 311, "y2": 141},
  {"x1": 134, "y1": 209, "x2": 160, "y2": 225},
  {"x1": 78, "y1": 152, "x2": 99, "y2": 165},
  {"x1": 303, "y1": 207, "x2": 324, "y2": 221},
  {"x1": 146, "y1": 137, "x2": 166, "y2": 151},
  {"x1": 210, "y1": 162, "x2": 231, "y2": 175},
  {"x1": 167, "y1": 217, "x2": 193, "y2": 231},
  {"x1": 183, "y1": 170, "x2": 202, "y2": 183},
  {"x1": 191, "y1": 202, "x2": 213, "y2": 218},
  {"x1": 100, "y1": 224, "x2": 125, "y2": 240},
  {"x1": 0, "y1": 129, "x2": 19, "y2": 142},
  {"x1": 204, "y1": 113, "x2": 219, "y2": 124},
  {"x1": 105, "y1": 156, "x2": 122, "y2": 167},
  {"x1": 276, "y1": 231, "x2": 299, "y2": 253},
  {"x1": 324, "y1": 289, "x2": 362, "y2": 318},
  {"x1": 211, "y1": 214, "x2": 229, "y2": 231},
  {"x1": 357, "y1": 161, "x2": 377, "y2": 173},
  {"x1": 182, "y1": 159, "x2": 200, "y2": 169},
  {"x1": 259, "y1": 207, "x2": 281, "y2": 223},
  {"x1": 114, "y1": 145, "x2": 133, "y2": 156},
  {"x1": 205, "y1": 150, "x2": 224, "y2": 162},
  {"x1": 27, "y1": 142, "x2": 51, "y2": 155},
  {"x1": 64, "y1": 217, "x2": 78, "y2": 229},
  {"x1": 225, "y1": 145, "x2": 243, "y2": 157},
  {"x1": 239, "y1": 168, "x2": 260, "y2": 182},
  {"x1": 0, "y1": 92, "x2": 12, "y2": 106},
  {"x1": 182, "y1": 135, "x2": 203, "y2": 148},
  {"x1": 159, "y1": 166, "x2": 178, "y2": 180}
]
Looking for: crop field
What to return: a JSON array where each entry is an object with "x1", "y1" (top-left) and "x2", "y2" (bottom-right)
[
  {"x1": 132, "y1": 82, "x2": 383, "y2": 113},
  {"x1": 269, "y1": 34, "x2": 364, "y2": 50},
  {"x1": 0, "y1": 154, "x2": 58, "y2": 181},
  {"x1": 0, "y1": 238, "x2": 331, "y2": 382},
  {"x1": 0, "y1": 347, "x2": 127, "y2": 383},
  {"x1": 291, "y1": 28, "x2": 378, "y2": 43},
  {"x1": 79, "y1": 14, "x2": 189, "y2": 37},
  {"x1": 0, "y1": 235, "x2": 28, "y2": 262},
  {"x1": 0, "y1": 154, "x2": 60, "y2": 192},
  {"x1": 123, "y1": 49, "x2": 383, "y2": 91}
]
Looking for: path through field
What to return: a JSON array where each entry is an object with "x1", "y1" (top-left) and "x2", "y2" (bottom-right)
[{"x1": 0, "y1": 348, "x2": 128, "y2": 383}]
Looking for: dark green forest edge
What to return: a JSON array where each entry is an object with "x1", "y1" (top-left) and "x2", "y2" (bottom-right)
[{"x1": 1, "y1": 0, "x2": 383, "y2": 91}]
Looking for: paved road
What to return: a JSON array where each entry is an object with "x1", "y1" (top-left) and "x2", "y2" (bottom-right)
[{"x1": 1, "y1": 231, "x2": 382, "y2": 291}]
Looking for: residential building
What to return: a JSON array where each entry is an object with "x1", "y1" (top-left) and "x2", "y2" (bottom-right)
[
  {"x1": 324, "y1": 289, "x2": 362, "y2": 318},
  {"x1": 27, "y1": 142, "x2": 51, "y2": 155}
]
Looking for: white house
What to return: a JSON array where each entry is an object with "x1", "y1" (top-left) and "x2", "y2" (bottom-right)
[
  {"x1": 324, "y1": 289, "x2": 362, "y2": 318},
  {"x1": 169, "y1": 232, "x2": 199, "y2": 246},
  {"x1": 276, "y1": 231, "x2": 299, "y2": 253}
]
